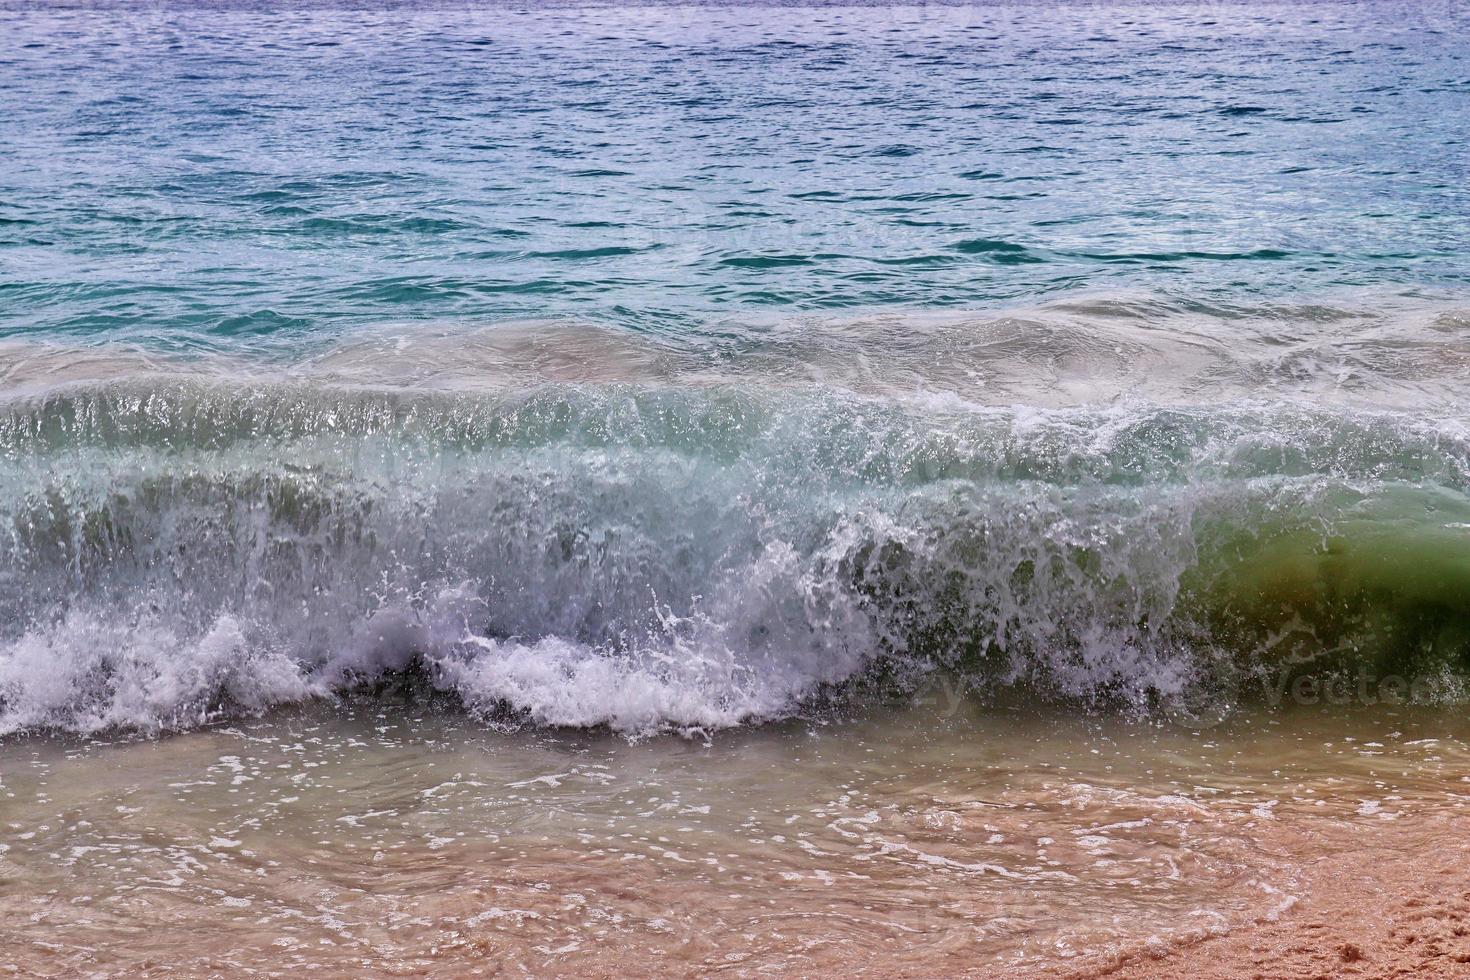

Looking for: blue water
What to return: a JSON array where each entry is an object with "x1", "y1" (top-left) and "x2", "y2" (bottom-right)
[
  {"x1": 1, "y1": 1, "x2": 1467, "y2": 347},
  {"x1": 3, "y1": 1, "x2": 1470, "y2": 735}
]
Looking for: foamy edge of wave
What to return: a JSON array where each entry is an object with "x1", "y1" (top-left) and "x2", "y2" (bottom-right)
[{"x1": 3, "y1": 289, "x2": 1469, "y2": 409}]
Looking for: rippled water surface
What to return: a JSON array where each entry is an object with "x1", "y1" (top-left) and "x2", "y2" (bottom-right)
[{"x1": 1, "y1": 1, "x2": 1467, "y2": 344}]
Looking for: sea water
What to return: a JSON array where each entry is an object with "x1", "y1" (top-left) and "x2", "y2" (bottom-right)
[{"x1": 2, "y1": 1, "x2": 1469, "y2": 973}]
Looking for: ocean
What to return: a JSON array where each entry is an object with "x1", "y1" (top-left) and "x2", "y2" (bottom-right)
[{"x1": 2, "y1": 1, "x2": 1470, "y2": 974}]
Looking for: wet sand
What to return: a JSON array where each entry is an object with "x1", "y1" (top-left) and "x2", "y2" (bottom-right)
[
  {"x1": 1076, "y1": 811, "x2": 1470, "y2": 980},
  {"x1": 4, "y1": 699, "x2": 1470, "y2": 977}
]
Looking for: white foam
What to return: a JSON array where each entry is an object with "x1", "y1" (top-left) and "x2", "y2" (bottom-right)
[{"x1": 1, "y1": 348, "x2": 1468, "y2": 736}]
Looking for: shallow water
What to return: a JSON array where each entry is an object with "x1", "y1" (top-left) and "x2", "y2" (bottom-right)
[{"x1": 5, "y1": 698, "x2": 1470, "y2": 975}]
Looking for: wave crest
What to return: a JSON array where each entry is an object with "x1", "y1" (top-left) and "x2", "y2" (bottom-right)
[{"x1": 2, "y1": 372, "x2": 1470, "y2": 735}]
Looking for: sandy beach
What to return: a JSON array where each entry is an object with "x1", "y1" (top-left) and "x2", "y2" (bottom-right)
[{"x1": 1074, "y1": 813, "x2": 1470, "y2": 980}]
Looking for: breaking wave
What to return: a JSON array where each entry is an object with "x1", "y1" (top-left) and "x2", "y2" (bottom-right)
[{"x1": 3, "y1": 301, "x2": 1470, "y2": 735}]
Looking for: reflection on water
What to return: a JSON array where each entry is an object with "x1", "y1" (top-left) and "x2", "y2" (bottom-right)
[{"x1": 4, "y1": 698, "x2": 1468, "y2": 975}]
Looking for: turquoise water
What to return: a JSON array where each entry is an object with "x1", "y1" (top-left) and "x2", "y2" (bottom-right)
[
  {"x1": 2, "y1": 1, "x2": 1470, "y2": 735},
  {"x1": 2, "y1": 1, "x2": 1467, "y2": 344}
]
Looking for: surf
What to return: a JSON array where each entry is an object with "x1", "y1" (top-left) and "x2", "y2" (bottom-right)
[{"x1": 3, "y1": 308, "x2": 1469, "y2": 736}]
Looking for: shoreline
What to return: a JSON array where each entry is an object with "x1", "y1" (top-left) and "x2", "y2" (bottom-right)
[
  {"x1": 1069, "y1": 810, "x2": 1470, "y2": 980},
  {"x1": 6, "y1": 703, "x2": 1470, "y2": 977}
]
